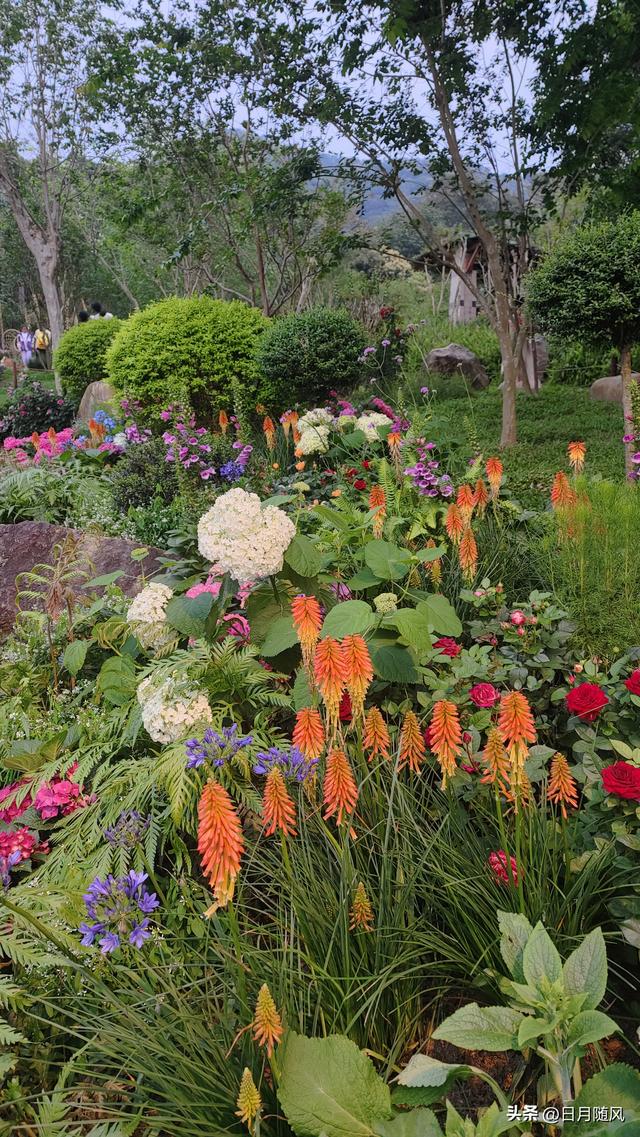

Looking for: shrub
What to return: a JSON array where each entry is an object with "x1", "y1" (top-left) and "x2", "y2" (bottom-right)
[
  {"x1": 257, "y1": 307, "x2": 366, "y2": 406},
  {"x1": 105, "y1": 297, "x2": 268, "y2": 422},
  {"x1": 109, "y1": 438, "x2": 179, "y2": 512},
  {"x1": 53, "y1": 318, "x2": 121, "y2": 404},
  {"x1": 0, "y1": 380, "x2": 76, "y2": 440}
]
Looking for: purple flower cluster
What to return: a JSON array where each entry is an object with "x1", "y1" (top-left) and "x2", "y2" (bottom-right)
[
  {"x1": 79, "y1": 870, "x2": 159, "y2": 953},
  {"x1": 163, "y1": 421, "x2": 216, "y2": 479},
  {"x1": 220, "y1": 442, "x2": 253, "y2": 483},
  {"x1": 404, "y1": 443, "x2": 454, "y2": 498},
  {"x1": 0, "y1": 850, "x2": 21, "y2": 889},
  {"x1": 124, "y1": 422, "x2": 152, "y2": 444},
  {"x1": 186, "y1": 724, "x2": 253, "y2": 769},
  {"x1": 253, "y1": 746, "x2": 318, "y2": 783},
  {"x1": 104, "y1": 811, "x2": 150, "y2": 850}
]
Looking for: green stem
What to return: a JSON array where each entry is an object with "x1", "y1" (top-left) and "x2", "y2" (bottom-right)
[
  {"x1": 140, "y1": 849, "x2": 168, "y2": 907},
  {"x1": 561, "y1": 815, "x2": 572, "y2": 882},
  {"x1": 514, "y1": 802, "x2": 526, "y2": 915},
  {"x1": 494, "y1": 786, "x2": 517, "y2": 894}
]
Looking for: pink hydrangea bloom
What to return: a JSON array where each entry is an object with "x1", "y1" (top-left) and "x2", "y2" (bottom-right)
[
  {"x1": 0, "y1": 780, "x2": 33, "y2": 823},
  {"x1": 186, "y1": 578, "x2": 222, "y2": 600}
]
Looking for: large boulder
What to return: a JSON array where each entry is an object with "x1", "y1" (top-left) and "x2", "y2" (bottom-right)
[
  {"x1": 424, "y1": 343, "x2": 490, "y2": 390},
  {"x1": 0, "y1": 522, "x2": 168, "y2": 639},
  {"x1": 588, "y1": 374, "x2": 640, "y2": 404},
  {"x1": 77, "y1": 380, "x2": 118, "y2": 422}
]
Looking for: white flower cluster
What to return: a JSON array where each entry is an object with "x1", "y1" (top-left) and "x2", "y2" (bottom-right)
[
  {"x1": 137, "y1": 675, "x2": 212, "y2": 744},
  {"x1": 374, "y1": 592, "x2": 398, "y2": 614},
  {"x1": 126, "y1": 583, "x2": 175, "y2": 652},
  {"x1": 197, "y1": 487, "x2": 296, "y2": 585},
  {"x1": 297, "y1": 407, "x2": 333, "y2": 431},
  {"x1": 296, "y1": 425, "x2": 330, "y2": 455},
  {"x1": 356, "y1": 412, "x2": 391, "y2": 440}
]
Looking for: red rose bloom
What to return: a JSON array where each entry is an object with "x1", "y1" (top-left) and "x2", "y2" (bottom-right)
[
  {"x1": 469, "y1": 682, "x2": 499, "y2": 708},
  {"x1": 601, "y1": 761, "x2": 640, "y2": 801},
  {"x1": 433, "y1": 637, "x2": 461, "y2": 658},
  {"x1": 339, "y1": 691, "x2": 353, "y2": 724},
  {"x1": 565, "y1": 682, "x2": 609, "y2": 722},
  {"x1": 624, "y1": 670, "x2": 640, "y2": 696},
  {"x1": 353, "y1": 478, "x2": 367, "y2": 491}
]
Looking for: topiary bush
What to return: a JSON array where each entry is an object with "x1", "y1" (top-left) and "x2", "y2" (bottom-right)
[
  {"x1": 0, "y1": 380, "x2": 76, "y2": 440},
  {"x1": 257, "y1": 307, "x2": 366, "y2": 406},
  {"x1": 53, "y1": 319, "x2": 121, "y2": 404},
  {"x1": 105, "y1": 297, "x2": 268, "y2": 422},
  {"x1": 109, "y1": 438, "x2": 179, "y2": 512}
]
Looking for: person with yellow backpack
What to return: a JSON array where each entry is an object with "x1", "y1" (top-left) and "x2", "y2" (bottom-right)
[{"x1": 33, "y1": 325, "x2": 51, "y2": 368}]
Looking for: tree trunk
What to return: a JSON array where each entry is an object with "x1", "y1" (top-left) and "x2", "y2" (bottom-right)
[
  {"x1": 499, "y1": 331, "x2": 518, "y2": 448},
  {"x1": 621, "y1": 343, "x2": 634, "y2": 477}
]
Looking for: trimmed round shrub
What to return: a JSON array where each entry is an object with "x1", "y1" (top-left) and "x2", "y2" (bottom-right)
[
  {"x1": 53, "y1": 319, "x2": 121, "y2": 404},
  {"x1": 105, "y1": 297, "x2": 268, "y2": 422},
  {"x1": 109, "y1": 438, "x2": 178, "y2": 512},
  {"x1": 0, "y1": 380, "x2": 76, "y2": 440},
  {"x1": 257, "y1": 307, "x2": 366, "y2": 406}
]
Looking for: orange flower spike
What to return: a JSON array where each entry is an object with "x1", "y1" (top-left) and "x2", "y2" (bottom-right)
[
  {"x1": 398, "y1": 709, "x2": 426, "y2": 774},
  {"x1": 481, "y1": 727, "x2": 510, "y2": 791},
  {"x1": 363, "y1": 706, "x2": 391, "y2": 762},
  {"x1": 218, "y1": 410, "x2": 229, "y2": 434},
  {"x1": 567, "y1": 440, "x2": 586, "y2": 474},
  {"x1": 291, "y1": 594, "x2": 322, "y2": 671},
  {"x1": 456, "y1": 483, "x2": 475, "y2": 524},
  {"x1": 458, "y1": 526, "x2": 478, "y2": 582},
  {"x1": 262, "y1": 767, "x2": 297, "y2": 837},
  {"x1": 323, "y1": 747, "x2": 358, "y2": 826},
  {"x1": 236, "y1": 1068, "x2": 261, "y2": 1132},
  {"x1": 314, "y1": 637, "x2": 347, "y2": 736},
  {"x1": 387, "y1": 431, "x2": 402, "y2": 453},
  {"x1": 198, "y1": 781, "x2": 244, "y2": 909},
  {"x1": 430, "y1": 700, "x2": 462, "y2": 788},
  {"x1": 350, "y1": 881, "x2": 374, "y2": 932},
  {"x1": 252, "y1": 983, "x2": 284, "y2": 1057},
  {"x1": 498, "y1": 691, "x2": 537, "y2": 774},
  {"x1": 369, "y1": 485, "x2": 387, "y2": 538},
  {"x1": 293, "y1": 707, "x2": 325, "y2": 759},
  {"x1": 445, "y1": 502, "x2": 465, "y2": 546},
  {"x1": 341, "y1": 634, "x2": 373, "y2": 720},
  {"x1": 486, "y1": 457, "x2": 503, "y2": 500},
  {"x1": 474, "y1": 477, "x2": 490, "y2": 515},
  {"x1": 262, "y1": 416, "x2": 277, "y2": 451},
  {"x1": 551, "y1": 471, "x2": 577, "y2": 510},
  {"x1": 425, "y1": 538, "x2": 442, "y2": 588},
  {"x1": 31, "y1": 431, "x2": 40, "y2": 448},
  {"x1": 548, "y1": 752, "x2": 578, "y2": 819},
  {"x1": 280, "y1": 409, "x2": 298, "y2": 438}
]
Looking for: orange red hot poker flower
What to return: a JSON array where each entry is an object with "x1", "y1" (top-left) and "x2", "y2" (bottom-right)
[
  {"x1": 457, "y1": 483, "x2": 475, "y2": 524},
  {"x1": 369, "y1": 485, "x2": 386, "y2": 538},
  {"x1": 323, "y1": 747, "x2": 358, "y2": 827},
  {"x1": 293, "y1": 707, "x2": 325, "y2": 759},
  {"x1": 252, "y1": 983, "x2": 283, "y2": 1057},
  {"x1": 548, "y1": 752, "x2": 578, "y2": 818},
  {"x1": 567, "y1": 440, "x2": 586, "y2": 474},
  {"x1": 485, "y1": 457, "x2": 503, "y2": 500},
  {"x1": 197, "y1": 781, "x2": 244, "y2": 910},
  {"x1": 263, "y1": 416, "x2": 277, "y2": 451},
  {"x1": 291, "y1": 595, "x2": 322, "y2": 672},
  {"x1": 262, "y1": 767, "x2": 297, "y2": 837},
  {"x1": 314, "y1": 637, "x2": 347, "y2": 736},
  {"x1": 445, "y1": 502, "x2": 465, "y2": 546},
  {"x1": 341, "y1": 635, "x2": 373, "y2": 721},
  {"x1": 398, "y1": 710, "x2": 426, "y2": 774},
  {"x1": 474, "y1": 477, "x2": 489, "y2": 515},
  {"x1": 429, "y1": 700, "x2": 462, "y2": 788},
  {"x1": 218, "y1": 410, "x2": 229, "y2": 434},
  {"x1": 498, "y1": 691, "x2": 536, "y2": 786},
  {"x1": 551, "y1": 471, "x2": 577, "y2": 510},
  {"x1": 458, "y1": 526, "x2": 478, "y2": 583},
  {"x1": 363, "y1": 706, "x2": 390, "y2": 762}
]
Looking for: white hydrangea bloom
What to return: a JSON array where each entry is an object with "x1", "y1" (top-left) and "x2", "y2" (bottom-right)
[
  {"x1": 296, "y1": 425, "x2": 330, "y2": 455},
  {"x1": 197, "y1": 487, "x2": 296, "y2": 584},
  {"x1": 127, "y1": 582, "x2": 175, "y2": 651},
  {"x1": 137, "y1": 676, "x2": 212, "y2": 744},
  {"x1": 374, "y1": 592, "x2": 398, "y2": 614},
  {"x1": 356, "y1": 412, "x2": 391, "y2": 440},
  {"x1": 297, "y1": 407, "x2": 333, "y2": 432}
]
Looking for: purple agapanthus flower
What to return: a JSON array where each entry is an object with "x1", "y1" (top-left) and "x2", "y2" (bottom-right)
[
  {"x1": 186, "y1": 724, "x2": 253, "y2": 770},
  {"x1": 79, "y1": 870, "x2": 159, "y2": 954},
  {"x1": 253, "y1": 746, "x2": 317, "y2": 784},
  {"x1": 104, "y1": 811, "x2": 150, "y2": 850},
  {"x1": 330, "y1": 581, "x2": 352, "y2": 601}
]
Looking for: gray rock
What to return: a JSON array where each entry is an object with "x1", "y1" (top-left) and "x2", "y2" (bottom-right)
[
  {"x1": 0, "y1": 521, "x2": 168, "y2": 638},
  {"x1": 588, "y1": 374, "x2": 637, "y2": 404},
  {"x1": 424, "y1": 343, "x2": 490, "y2": 390},
  {"x1": 77, "y1": 380, "x2": 118, "y2": 422}
]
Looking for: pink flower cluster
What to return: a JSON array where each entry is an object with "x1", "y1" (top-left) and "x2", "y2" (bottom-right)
[
  {"x1": 0, "y1": 827, "x2": 39, "y2": 863},
  {"x1": 0, "y1": 765, "x2": 91, "y2": 825},
  {"x1": 4, "y1": 427, "x2": 75, "y2": 464}
]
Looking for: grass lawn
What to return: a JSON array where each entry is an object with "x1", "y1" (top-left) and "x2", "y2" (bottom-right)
[
  {"x1": 431, "y1": 384, "x2": 624, "y2": 507},
  {"x1": 0, "y1": 366, "x2": 56, "y2": 407}
]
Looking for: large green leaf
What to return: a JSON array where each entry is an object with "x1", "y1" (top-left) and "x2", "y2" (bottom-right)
[
  {"x1": 562, "y1": 927, "x2": 607, "y2": 1010},
  {"x1": 260, "y1": 615, "x2": 299, "y2": 657},
  {"x1": 364, "y1": 540, "x2": 412, "y2": 581},
  {"x1": 292, "y1": 667, "x2": 313, "y2": 710},
  {"x1": 565, "y1": 1065, "x2": 640, "y2": 1137},
  {"x1": 277, "y1": 1032, "x2": 392, "y2": 1137},
  {"x1": 498, "y1": 910, "x2": 533, "y2": 982},
  {"x1": 97, "y1": 655, "x2": 137, "y2": 706},
  {"x1": 432, "y1": 1004, "x2": 523, "y2": 1052},
  {"x1": 522, "y1": 923, "x2": 562, "y2": 987},
  {"x1": 321, "y1": 600, "x2": 375, "y2": 639},
  {"x1": 417, "y1": 595, "x2": 462, "y2": 637},
  {"x1": 565, "y1": 1010, "x2": 618, "y2": 1047},
  {"x1": 246, "y1": 584, "x2": 290, "y2": 644},
  {"x1": 371, "y1": 644, "x2": 419, "y2": 684},
  {"x1": 390, "y1": 608, "x2": 433, "y2": 651},
  {"x1": 374, "y1": 1110, "x2": 442, "y2": 1137},
  {"x1": 284, "y1": 533, "x2": 322, "y2": 578},
  {"x1": 164, "y1": 593, "x2": 214, "y2": 637},
  {"x1": 347, "y1": 567, "x2": 382, "y2": 590},
  {"x1": 62, "y1": 639, "x2": 89, "y2": 676},
  {"x1": 393, "y1": 1055, "x2": 478, "y2": 1108}
]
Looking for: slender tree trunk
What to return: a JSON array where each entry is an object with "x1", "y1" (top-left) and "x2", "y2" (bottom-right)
[{"x1": 621, "y1": 343, "x2": 634, "y2": 477}]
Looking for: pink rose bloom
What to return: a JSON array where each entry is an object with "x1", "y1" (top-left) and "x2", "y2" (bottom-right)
[
  {"x1": 469, "y1": 682, "x2": 500, "y2": 708},
  {"x1": 186, "y1": 578, "x2": 222, "y2": 600},
  {"x1": 510, "y1": 610, "x2": 526, "y2": 626}
]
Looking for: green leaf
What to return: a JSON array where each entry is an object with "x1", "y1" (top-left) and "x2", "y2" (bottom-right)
[
  {"x1": 260, "y1": 615, "x2": 299, "y2": 657},
  {"x1": 97, "y1": 655, "x2": 137, "y2": 706},
  {"x1": 415, "y1": 546, "x2": 446, "y2": 563},
  {"x1": 374, "y1": 1109, "x2": 443, "y2": 1137},
  {"x1": 62, "y1": 639, "x2": 89, "y2": 676},
  {"x1": 562, "y1": 928, "x2": 607, "y2": 1010},
  {"x1": 498, "y1": 910, "x2": 533, "y2": 982},
  {"x1": 86, "y1": 569, "x2": 125, "y2": 587},
  {"x1": 417, "y1": 595, "x2": 462, "y2": 637},
  {"x1": 164, "y1": 593, "x2": 214, "y2": 637},
  {"x1": 313, "y1": 504, "x2": 350, "y2": 529},
  {"x1": 566, "y1": 1010, "x2": 618, "y2": 1047},
  {"x1": 522, "y1": 922, "x2": 562, "y2": 987},
  {"x1": 246, "y1": 584, "x2": 289, "y2": 644},
  {"x1": 370, "y1": 644, "x2": 419, "y2": 684},
  {"x1": 433, "y1": 1004, "x2": 523, "y2": 1052},
  {"x1": 284, "y1": 533, "x2": 322, "y2": 578},
  {"x1": 565, "y1": 1065, "x2": 640, "y2": 1137},
  {"x1": 277, "y1": 1032, "x2": 392, "y2": 1137},
  {"x1": 262, "y1": 493, "x2": 296, "y2": 507},
  {"x1": 292, "y1": 668, "x2": 313, "y2": 710},
  {"x1": 394, "y1": 1055, "x2": 478, "y2": 1107},
  {"x1": 389, "y1": 608, "x2": 433, "y2": 651},
  {"x1": 322, "y1": 600, "x2": 375, "y2": 638},
  {"x1": 364, "y1": 540, "x2": 412, "y2": 581},
  {"x1": 346, "y1": 567, "x2": 381, "y2": 589},
  {"x1": 517, "y1": 1016, "x2": 550, "y2": 1048}
]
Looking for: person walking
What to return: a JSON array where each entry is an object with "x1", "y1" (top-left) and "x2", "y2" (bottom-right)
[
  {"x1": 16, "y1": 326, "x2": 34, "y2": 369},
  {"x1": 33, "y1": 325, "x2": 51, "y2": 368}
]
